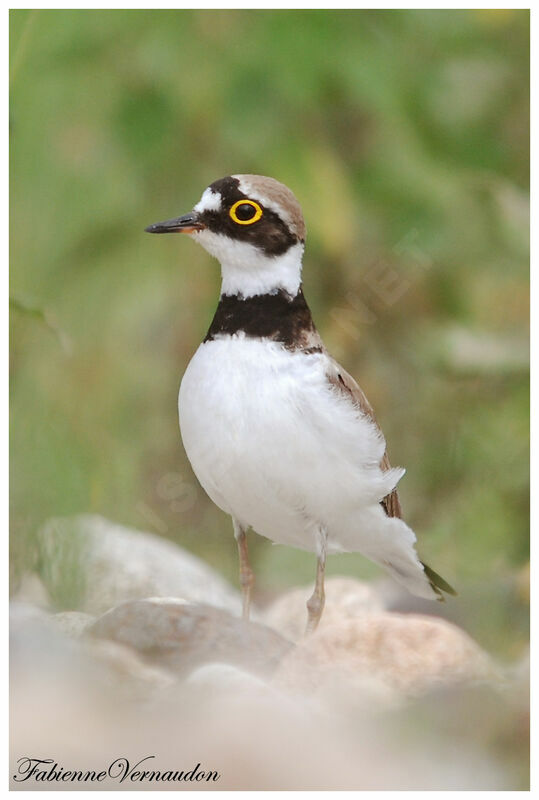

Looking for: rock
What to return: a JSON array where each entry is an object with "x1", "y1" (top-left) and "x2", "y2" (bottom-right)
[
  {"x1": 274, "y1": 612, "x2": 498, "y2": 699},
  {"x1": 83, "y1": 639, "x2": 175, "y2": 694},
  {"x1": 90, "y1": 597, "x2": 293, "y2": 679},
  {"x1": 263, "y1": 576, "x2": 384, "y2": 641},
  {"x1": 38, "y1": 514, "x2": 242, "y2": 615},
  {"x1": 10, "y1": 601, "x2": 98, "y2": 699},
  {"x1": 11, "y1": 601, "x2": 174, "y2": 698},
  {"x1": 186, "y1": 662, "x2": 278, "y2": 699},
  {"x1": 10, "y1": 601, "x2": 50, "y2": 627},
  {"x1": 10, "y1": 600, "x2": 517, "y2": 790},
  {"x1": 11, "y1": 572, "x2": 51, "y2": 609},
  {"x1": 53, "y1": 611, "x2": 95, "y2": 638}
]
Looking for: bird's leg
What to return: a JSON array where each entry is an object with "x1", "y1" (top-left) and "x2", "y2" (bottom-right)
[
  {"x1": 233, "y1": 519, "x2": 254, "y2": 621},
  {"x1": 305, "y1": 527, "x2": 328, "y2": 635}
]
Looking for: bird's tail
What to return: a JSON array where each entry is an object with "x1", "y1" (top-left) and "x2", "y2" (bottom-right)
[{"x1": 420, "y1": 561, "x2": 457, "y2": 601}]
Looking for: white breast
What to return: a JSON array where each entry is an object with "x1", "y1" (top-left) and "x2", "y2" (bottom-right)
[{"x1": 178, "y1": 336, "x2": 403, "y2": 554}]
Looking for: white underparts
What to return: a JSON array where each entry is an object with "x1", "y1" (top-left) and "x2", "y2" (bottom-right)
[{"x1": 178, "y1": 337, "x2": 437, "y2": 600}]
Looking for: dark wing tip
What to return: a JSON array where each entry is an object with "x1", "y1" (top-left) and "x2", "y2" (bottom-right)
[{"x1": 421, "y1": 561, "x2": 458, "y2": 598}]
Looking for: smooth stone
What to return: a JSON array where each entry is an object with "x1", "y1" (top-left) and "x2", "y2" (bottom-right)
[
  {"x1": 263, "y1": 576, "x2": 384, "y2": 641},
  {"x1": 38, "y1": 514, "x2": 242, "y2": 615},
  {"x1": 274, "y1": 612, "x2": 499, "y2": 699},
  {"x1": 11, "y1": 572, "x2": 51, "y2": 609},
  {"x1": 53, "y1": 611, "x2": 96, "y2": 638},
  {"x1": 90, "y1": 597, "x2": 293, "y2": 679}
]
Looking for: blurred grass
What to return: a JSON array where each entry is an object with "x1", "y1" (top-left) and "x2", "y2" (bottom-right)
[{"x1": 10, "y1": 10, "x2": 528, "y2": 656}]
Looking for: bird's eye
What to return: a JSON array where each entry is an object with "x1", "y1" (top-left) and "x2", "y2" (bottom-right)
[{"x1": 229, "y1": 200, "x2": 263, "y2": 225}]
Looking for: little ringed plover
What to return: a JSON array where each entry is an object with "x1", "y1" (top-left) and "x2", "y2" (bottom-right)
[{"x1": 146, "y1": 174, "x2": 456, "y2": 633}]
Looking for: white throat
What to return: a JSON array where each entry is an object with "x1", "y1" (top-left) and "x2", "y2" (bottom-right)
[{"x1": 192, "y1": 230, "x2": 304, "y2": 298}]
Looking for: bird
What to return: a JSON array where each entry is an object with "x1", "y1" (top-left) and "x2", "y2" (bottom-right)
[{"x1": 146, "y1": 174, "x2": 456, "y2": 633}]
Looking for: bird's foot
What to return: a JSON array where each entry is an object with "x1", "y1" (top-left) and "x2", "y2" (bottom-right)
[{"x1": 305, "y1": 586, "x2": 325, "y2": 635}]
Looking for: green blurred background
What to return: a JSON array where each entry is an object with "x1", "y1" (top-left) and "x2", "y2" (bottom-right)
[{"x1": 10, "y1": 10, "x2": 529, "y2": 658}]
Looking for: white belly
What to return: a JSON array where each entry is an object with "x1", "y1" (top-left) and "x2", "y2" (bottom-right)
[{"x1": 178, "y1": 335, "x2": 402, "y2": 554}]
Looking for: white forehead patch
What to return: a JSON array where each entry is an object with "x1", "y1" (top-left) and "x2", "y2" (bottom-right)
[
  {"x1": 194, "y1": 188, "x2": 222, "y2": 213},
  {"x1": 233, "y1": 176, "x2": 293, "y2": 230}
]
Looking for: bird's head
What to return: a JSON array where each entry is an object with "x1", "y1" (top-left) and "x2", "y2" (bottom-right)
[{"x1": 146, "y1": 175, "x2": 306, "y2": 298}]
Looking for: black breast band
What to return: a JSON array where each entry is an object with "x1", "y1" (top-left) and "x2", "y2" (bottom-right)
[{"x1": 204, "y1": 287, "x2": 321, "y2": 352}]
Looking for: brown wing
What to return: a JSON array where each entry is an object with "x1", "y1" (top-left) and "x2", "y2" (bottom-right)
[
  {"x1": 326, "y1": 359, "x2": 402, "y2": 519},
  {"x1": 325, "y1": 358, "x2": 457, "y2": 600}
]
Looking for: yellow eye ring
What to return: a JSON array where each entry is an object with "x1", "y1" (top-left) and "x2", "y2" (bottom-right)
[{"x1": 229, "y1": 199, "x2": 263, "y2": 225}]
